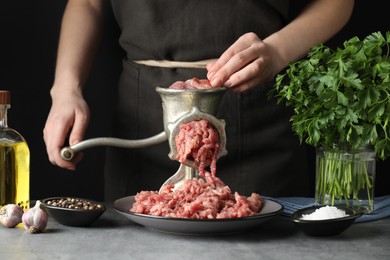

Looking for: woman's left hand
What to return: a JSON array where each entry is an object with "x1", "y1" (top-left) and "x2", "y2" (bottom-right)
[{"x1": 207, "y1": 32, "x2": 280, "y2": 92}]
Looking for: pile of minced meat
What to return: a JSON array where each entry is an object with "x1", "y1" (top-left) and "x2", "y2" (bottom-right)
[{"x1": 130, "y1": 78, "x2": 263, "y2": 219}]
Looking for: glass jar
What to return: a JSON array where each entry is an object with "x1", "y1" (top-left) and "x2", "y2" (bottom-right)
[
  {"x1": 0, "y1": 90, "x2": 30, "y2": 210},
  {"x1": 315, "y1": 144, "x2": 376, "y2": 213}
]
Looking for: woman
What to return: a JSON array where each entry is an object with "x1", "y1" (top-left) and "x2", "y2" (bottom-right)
[{"x1": 43, "y1": 0, "x2": 355, "y2": 202}]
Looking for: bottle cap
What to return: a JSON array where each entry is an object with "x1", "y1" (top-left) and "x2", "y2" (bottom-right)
[{"x1": 0, "y1": 90, "x2": 10, "y2": 105}]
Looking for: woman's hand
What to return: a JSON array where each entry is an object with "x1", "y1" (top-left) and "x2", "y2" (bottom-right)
[
  {"x1": 207, "y1": 32, "x2": 281, "y2": 92},
  {"x1": 43, "y1": 0, "x2": 105, "y2": 170},
  {"x1": 43, "y1": 88, "x2": 90, "y2": 170},
  {"x1": 207, "y1": 0, "x2": 354, "y2": 93}
]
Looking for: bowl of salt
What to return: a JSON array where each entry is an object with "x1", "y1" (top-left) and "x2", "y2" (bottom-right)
[{"x1": 291, "y1": 205, "x2": 363, "y2": 237}]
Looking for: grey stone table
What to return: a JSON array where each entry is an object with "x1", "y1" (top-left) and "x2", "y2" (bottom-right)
[{"x1": 0, "y1": 207, "x2": 389, "y2": 260}]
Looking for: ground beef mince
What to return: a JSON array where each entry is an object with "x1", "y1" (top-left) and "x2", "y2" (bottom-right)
[
  {"x1": 169, "y1": 77, "x2": 213, "y2": 90},
  {"x1": 131, "y1": 173, "x2": 263, "y2": 219},
  {"x1": 175, "y1": 119, "x2": 219, "y2": 176}
]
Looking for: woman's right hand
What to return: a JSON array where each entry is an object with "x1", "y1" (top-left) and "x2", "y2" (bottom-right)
[
  {"x1": 43, "y1": 88, "x2": 90, "y2": 170},
  {"x1": 43, "y1": 0, "x2": 105, "y2": 170}
]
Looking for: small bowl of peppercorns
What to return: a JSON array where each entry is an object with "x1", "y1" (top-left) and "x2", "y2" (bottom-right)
[{"x1": 41, "y1": 197, "x2": 106, "y2": 227}]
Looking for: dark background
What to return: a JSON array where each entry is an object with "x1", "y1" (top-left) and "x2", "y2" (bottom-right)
[{"x1": 0, "y1": 0, "x2": 389, "y2": 202}]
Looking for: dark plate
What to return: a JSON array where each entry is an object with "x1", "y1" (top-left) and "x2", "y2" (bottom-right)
[
  {"x1": 291, "y1": 205, "x2": 363, "y2": 237},
  {"x1": 114, "y1": 195, "x2": 283, "y2": 235}
]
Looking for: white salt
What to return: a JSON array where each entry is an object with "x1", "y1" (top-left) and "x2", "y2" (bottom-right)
[{"x1": 300, "y1": 206, "x2": 349, "y2": 220}]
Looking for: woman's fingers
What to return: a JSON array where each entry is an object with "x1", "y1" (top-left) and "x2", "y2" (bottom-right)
[{"x1": 207, "y1": 32, "x2": 277, "y2": 92}]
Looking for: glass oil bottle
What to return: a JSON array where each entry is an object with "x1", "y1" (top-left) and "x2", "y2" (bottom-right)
[{"x1": 0, "y1": 90, "x2": 30, "y2": 210}]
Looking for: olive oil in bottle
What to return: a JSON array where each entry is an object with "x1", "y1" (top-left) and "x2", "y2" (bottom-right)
[{"x1": 0, "y1": 90, "x2": 30, "y2": 210}]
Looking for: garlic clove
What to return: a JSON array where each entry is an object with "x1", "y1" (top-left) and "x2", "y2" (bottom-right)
[
  {"x1": 0, "y1": 204, "x2": 24, "y2": 228},
  {"x1": 22, "y1": 200, "x2": 48, "y2": 234}
]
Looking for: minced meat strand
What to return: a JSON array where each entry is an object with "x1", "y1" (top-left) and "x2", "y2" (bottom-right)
[{"x1": 175, "y1": 119, "x2": 219, "y2": 176}]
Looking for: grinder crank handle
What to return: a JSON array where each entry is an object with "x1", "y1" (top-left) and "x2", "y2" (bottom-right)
[{"x1": 60, "y1": 131, "x2": 168, "y2": 161}]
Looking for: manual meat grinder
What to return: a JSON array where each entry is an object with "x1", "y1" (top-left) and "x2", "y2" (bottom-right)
[{"x1": 61, "y1": 86, "x2": 228, "y2": 190}]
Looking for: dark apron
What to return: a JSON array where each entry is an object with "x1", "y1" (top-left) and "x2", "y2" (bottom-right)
[{"x1": 106, "y1": 0, "x2": 311, "y2": 202}]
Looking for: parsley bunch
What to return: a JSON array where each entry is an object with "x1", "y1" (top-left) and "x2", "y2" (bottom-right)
[{"x1": 273, "y1": 31, "x2": 390, "y2": 160}]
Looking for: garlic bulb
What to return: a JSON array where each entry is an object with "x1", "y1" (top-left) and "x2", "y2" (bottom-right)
[
  {"x1": 0, "y1": 204, "x2": 24, "y2": 228},
  {"x1": 22, "y1": 200, "x2": 48, "y2": 234}
]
